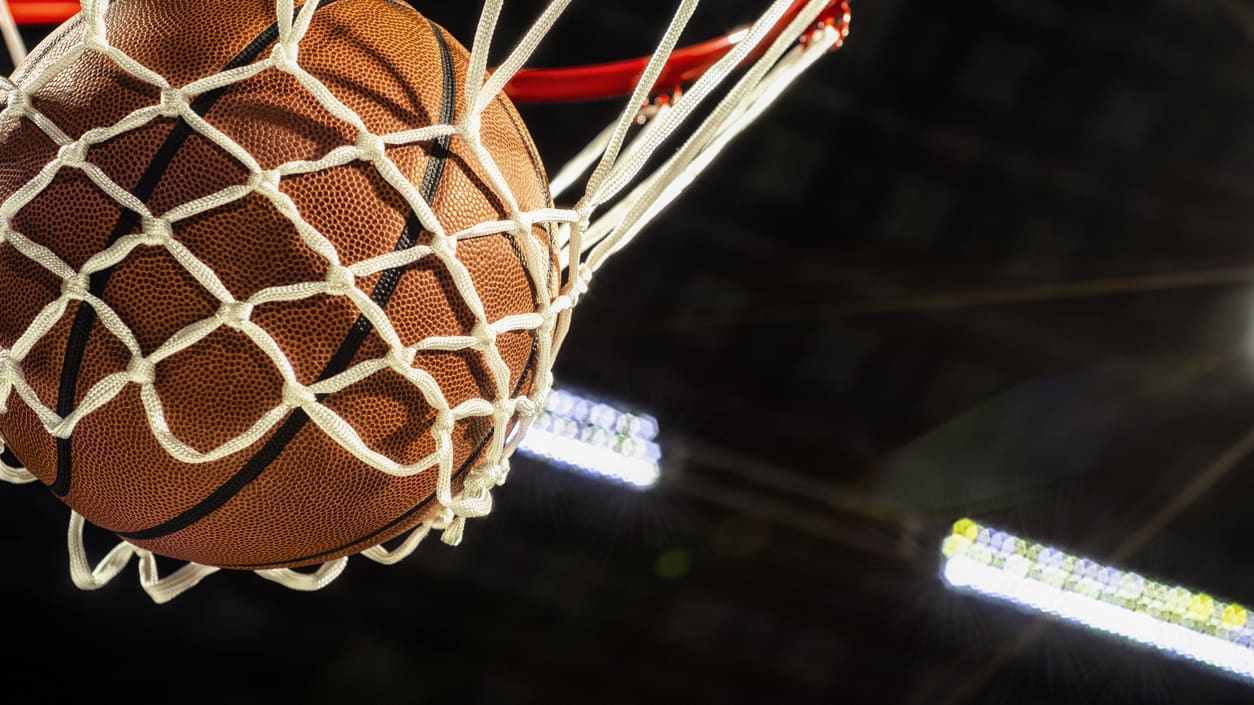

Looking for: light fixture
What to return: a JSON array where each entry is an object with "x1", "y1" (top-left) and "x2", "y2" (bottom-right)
[
  {"x1": 517, "y1": 388, "x2": 661, "y2": 489},
  {"x1": 941, "y1": 518, "x2": 1254, "y2": 681}
]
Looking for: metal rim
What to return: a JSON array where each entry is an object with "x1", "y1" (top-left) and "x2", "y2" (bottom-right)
[{"x1": 4, "y1": 0, "x2": 851, "y2": 103}]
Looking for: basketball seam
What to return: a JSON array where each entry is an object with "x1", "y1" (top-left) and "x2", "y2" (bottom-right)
[
  {"x1": 219, "y1": 22, "x2": 551, "y2": 571},
  {"x1": 116, "y1": 16, "x2": 461, "y2": 555},
  {"x1": 50, "y1": 0, "x2": 343, "y2": 497}
]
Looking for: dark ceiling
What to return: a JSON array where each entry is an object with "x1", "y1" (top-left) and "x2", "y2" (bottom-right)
[{"x1": 6, "y1": 1, "x2": 1254, "y2": 703}]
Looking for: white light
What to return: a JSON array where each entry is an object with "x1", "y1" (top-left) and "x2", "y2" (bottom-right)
[
  {"x1": 942, "y1": 521, "x2": 1254, "y2": 682},
  {"x1": 521, "y1": 387, "x2": 663, "y2": 488},
  {"x1": 518, "y1": 426, "x2": 661, "y2": 489}
]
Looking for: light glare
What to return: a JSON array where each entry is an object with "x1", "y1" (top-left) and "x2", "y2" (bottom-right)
[
  {"x1": 517, "y1": 388, "x2": 661, "y2": 489},
  {"x1": 942, "y1": 519, "x2": 1254, "y2": 682},
  {"x1": 519, "y1": 427, "x2": 661, "y2": 488}
]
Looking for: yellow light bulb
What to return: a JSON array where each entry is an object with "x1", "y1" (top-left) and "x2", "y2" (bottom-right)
[
  {"x1": 1223, "y1": 604, "x2": 1248, "y2": 629},
  {"x1": 1188, "y1": 594, "x2": 1215, "y2": 622},
  {"x1": 952, "y1": 518, "x2": 979, "y2": 542}
]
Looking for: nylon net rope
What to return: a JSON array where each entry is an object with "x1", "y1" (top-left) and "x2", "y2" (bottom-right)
[{"x1": 0, "y1": 0, "x2": 846, "y2": 601}]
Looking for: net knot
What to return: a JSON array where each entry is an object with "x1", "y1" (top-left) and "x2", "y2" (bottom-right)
[
  {"x1": 571, "y1": 269, "x2": 593, "y2": 301},
  {"x1": 431, "y1": 505, "x2": 456, "y2": 529},
  {"x1": 388, "y1": 346, "x2": 417, "y2": 370},
  {"x1": 158, "y1": 88, "x2": 187, "y2": 118},
  {"x1": 355, "y1": 133, "x2": 387, "y2": 163},
  {"x1": 468, "y1": 459, "x2": 510, "y2": 490},
  {"x1": 431, "y1": 412, "x2": 455, "y2": 435},
  {"x1": 493, "y1": 458, "x2": 512, "y2": 486},
  {"x1": 0, "y1": 348, "x2": 15, "y2": 376},
  {"x1": 57, "y1": 141, "x2": 90, "y2": 169},
  {"x1": 216, "y1": 301, "x2": 254, "y2": 329},
  {"x1": 440, "y1": 516, "x2": 466, "y2": 546},
  {"x1": 83, "y1": 31, "x2": 110, "y2": 54},
  {"x1": 431, "y1": 234, "x2": 457, "y2": 259},
  {"x1": 515, "y1": 396, "x2": 540, "y2": 417},
  {"x1": 126, "y1": 357, "x2": 156, "y2": 385},
  {"x1": 61, "y1": 273, "x2": 91, "y2": 300},
  {"x1": 324, "y1": 265, "x2": 356, "y2": 296},
  {"x1": 283, "y1": 382, "x2": 318, "y2": 410},
  {"x1": 5, "y1": 89, "x2": 30, "y2": 119},
  {"x1": 508, "y1": 208, "x2": 534, "y2": 236},
  {"x1": 248, "y1": 169, "x2": 282, "y2": 194},
  {"x1": 458, "y1": 113, "x2": 482, "y2": 142},
  {"x1": 472, "y1": 322, "x2": 496, "y2": 349},
  {"x1": 270, "y1": 43, "x2": 300, "y2": 73},
  {"x1": 139, "y1": 216, "x2": 173, "y2": 246}
]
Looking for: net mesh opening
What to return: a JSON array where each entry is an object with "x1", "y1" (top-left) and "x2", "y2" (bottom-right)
[{"x1": 0, "y1": 0, "x2": 846, "y2": 601}]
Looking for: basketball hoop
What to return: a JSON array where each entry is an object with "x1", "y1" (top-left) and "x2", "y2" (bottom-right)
[
  {"x1": 0, "y1": 0, "x2": 851, "y2": 602},
  {"x1": 3, "y1": 1, "x2": 849, "y2": 102}
]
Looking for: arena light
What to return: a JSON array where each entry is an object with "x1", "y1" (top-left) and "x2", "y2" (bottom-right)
[
  {"x1": 941, "y1": 519, "x2": 1254, "y2": 681},
  {"x1": 517, "y1": 389, "x2": 662, "y2": 489}
]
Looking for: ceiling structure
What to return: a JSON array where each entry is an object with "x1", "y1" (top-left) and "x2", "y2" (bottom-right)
[{"x1": 6, "y1": 1, "x2": 1254, "y2": 703}]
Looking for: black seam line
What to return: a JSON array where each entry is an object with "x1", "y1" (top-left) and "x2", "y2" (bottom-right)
[
  {"x1": 117, "y1": 19, "x2": 459, "y2": 543},
  {"x1": 50, "y1": 0, "x2": 341, "y2": 497},
  {"x1": 230, "y1": 26, "x2": 555, "y2": 570},
  {"x1": 229, "y1": 334, "x2": 540, "y2": 569},
  {"x1": 232, "y1": 341, "x2": 539, "y2": 568}
]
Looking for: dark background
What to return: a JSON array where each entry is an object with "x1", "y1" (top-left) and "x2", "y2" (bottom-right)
[{"x1": 6, "y1": 0, "x2": 1254, "y2": 703}]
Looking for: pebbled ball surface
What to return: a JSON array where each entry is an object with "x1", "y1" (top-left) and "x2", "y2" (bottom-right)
[{"x1": 0, "y1": 0, "x2": 556, "y2": 569}]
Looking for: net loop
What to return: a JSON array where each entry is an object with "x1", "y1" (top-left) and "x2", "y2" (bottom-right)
[
  {"x1": 0, "y1": 446, "x2": 35, "y2": 483},
  {"x1": 257, "y1": 558, "x2": 349, "y2": 592},
  {"x1": 0, "y1": 0, "x2": 850, "y2": 600},
  {"x1": 360, "y1": 523, "x2": 432, "y2": 565},
  {"x1": 68, "y1": 511, "x2": 222, "y2": 603}
]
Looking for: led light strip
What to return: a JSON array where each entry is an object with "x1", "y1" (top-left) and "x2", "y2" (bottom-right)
[
  {"x1": 517, "y1": 389, "x2": 661, "y2": 489},
  {"x1": 941, "y1": 519, "x2": 1254, "y2": 681}
]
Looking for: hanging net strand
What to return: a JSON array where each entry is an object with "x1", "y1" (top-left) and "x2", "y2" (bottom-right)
[
  {"x1": 0, "y1": 0, "x2": 25, "y2": 67},
  {"x1": 0, "y1": 0, "x2": 850, "y2": 602}
]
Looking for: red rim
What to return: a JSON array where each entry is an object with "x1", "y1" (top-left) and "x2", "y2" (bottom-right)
[
  {"x1": 6, "y1": 0, "x2": 78, "y2": 25},
  {"x1": 5, "y1": 0, "x2": 850, "y2": 103}
]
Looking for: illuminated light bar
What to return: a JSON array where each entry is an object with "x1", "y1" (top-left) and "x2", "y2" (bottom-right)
[
  {"x1": 517, "y1": 389, "x2": 661, "y2": 489},
  {"x1": 941, "y1": 519, "x2": 1254, "y2": 681}
]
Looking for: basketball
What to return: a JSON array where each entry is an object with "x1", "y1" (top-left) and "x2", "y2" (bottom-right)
[{"x1": 0, "y1": 0, "x2": 555, "y2": 569}]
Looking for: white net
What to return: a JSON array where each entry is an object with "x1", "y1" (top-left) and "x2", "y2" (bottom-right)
[{"x1": 0, "y1": 0, "x2": 847, "y2": 602}]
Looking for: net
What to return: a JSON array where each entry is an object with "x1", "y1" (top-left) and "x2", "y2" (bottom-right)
[{"x1": 0, "y1": 0, "x2": 849, "y2": 602}]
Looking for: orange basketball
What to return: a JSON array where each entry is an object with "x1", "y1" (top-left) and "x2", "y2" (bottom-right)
[{"x1": 0, "y1": 0, "x2": 555, "y2": 569}]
